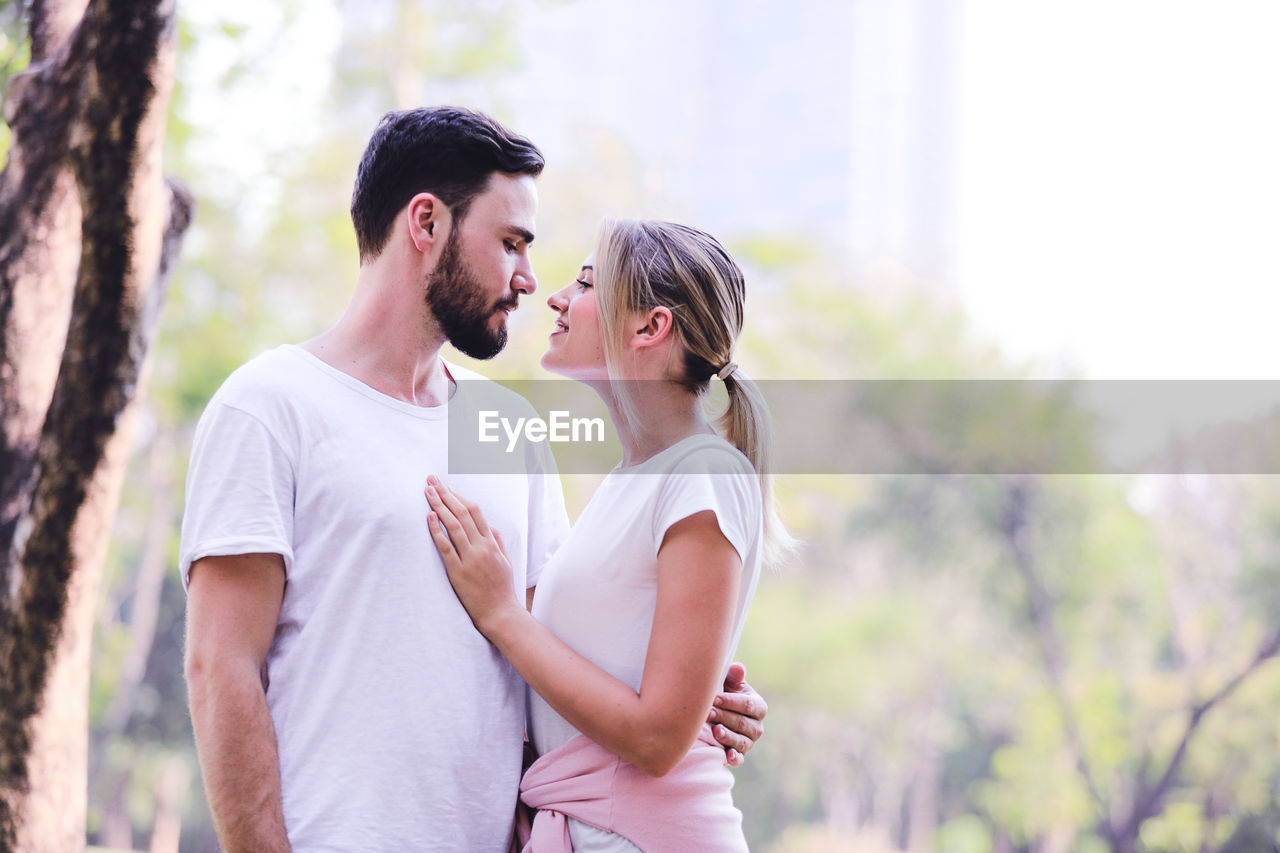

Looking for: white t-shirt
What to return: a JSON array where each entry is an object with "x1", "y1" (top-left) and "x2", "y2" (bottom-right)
[
  {"x1": 179, "y1": 345, "x2": 569, "y2": 853},
  {"x1": 527, "y1": 433, "x2": 763, "y2": 852}
]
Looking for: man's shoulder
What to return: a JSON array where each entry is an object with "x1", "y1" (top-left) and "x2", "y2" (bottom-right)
[
  {"x1": 204, "y1": 345, "x2": 315, "y2": 416},
  {"x1": 446, "y1": 360, "x2": 540, "y2": 417}
]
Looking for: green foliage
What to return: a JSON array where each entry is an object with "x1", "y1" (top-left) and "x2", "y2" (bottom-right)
[
  {"x1": 1140, "y1": 800, "x2": 1235, "y2": 853},
  {"x1": 0, "y1": 2, "x2": 30, "y2": 163},
  {"x1": 934, "y1": 814, "x2": 993, "y2": 853},
  {"x1": 976, "y1": 690, "x2": 1097, "y2": 837}
]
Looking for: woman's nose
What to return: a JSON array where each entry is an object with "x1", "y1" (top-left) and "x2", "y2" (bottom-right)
[{"x1": 546, "y1": 284, "x2": 571, "y2": 312}]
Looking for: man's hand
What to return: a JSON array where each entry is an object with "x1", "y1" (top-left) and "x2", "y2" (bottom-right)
[{"x1": 708, "y1": 662, "x2": 768, "y2": 767}]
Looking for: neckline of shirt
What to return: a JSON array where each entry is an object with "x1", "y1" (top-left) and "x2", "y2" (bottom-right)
[{"x1": 280, "y1": 344, "x2": 456, "y2": 421}]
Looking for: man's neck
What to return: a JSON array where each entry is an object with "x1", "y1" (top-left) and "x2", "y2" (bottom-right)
[{"x1": 300, "y1": 266, "x2": 454, "y2": 407}]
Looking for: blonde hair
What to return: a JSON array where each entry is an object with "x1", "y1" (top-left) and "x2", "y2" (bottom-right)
[{"x1": 593, "y1": 219, "x2": 793, "y2": 566}]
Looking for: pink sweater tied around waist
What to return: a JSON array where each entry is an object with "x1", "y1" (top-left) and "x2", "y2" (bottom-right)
[{"x1": 516, "y1": 725, "x2": 748, "y2": 852}]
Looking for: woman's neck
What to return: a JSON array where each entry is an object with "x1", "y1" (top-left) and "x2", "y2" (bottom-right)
[{"x1": 596, "y1": 380, "x2": 714, "y2": 467}]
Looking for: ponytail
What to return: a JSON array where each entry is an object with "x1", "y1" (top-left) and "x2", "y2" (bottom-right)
[{"x1": 721, "y1": 370, "x2": 794, "y2": 568}]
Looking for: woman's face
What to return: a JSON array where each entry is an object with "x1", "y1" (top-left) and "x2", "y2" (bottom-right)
[{"x1": 540, "y1": 254, "x2": 608, "y2": 380}]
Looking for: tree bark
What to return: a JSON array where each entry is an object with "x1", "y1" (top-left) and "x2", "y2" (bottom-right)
[{"x1": 0, "y1": 0, "x2": 192, "y2": 847}]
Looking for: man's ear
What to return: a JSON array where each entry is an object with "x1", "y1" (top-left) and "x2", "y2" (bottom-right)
[
  {"x1": 405, "y1": 193, "x2": 451, "y2": 255},
  {"x1": 629, "y1": 307, "x2": 675, "y2": 350}
]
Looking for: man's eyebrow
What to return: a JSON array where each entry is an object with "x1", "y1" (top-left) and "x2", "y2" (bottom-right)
[{"x1": 509, "y1": 227, "x2": 535, "y2": 245}]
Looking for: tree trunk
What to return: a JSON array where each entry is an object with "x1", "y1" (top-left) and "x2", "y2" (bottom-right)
[
  {"x1": 147, "y1": 756, "x2": 187, "y2": 853},
  {"x1": 0, "y1": 0, "x2": 192, "y2": 847},
  {"x1": 904, "y1": 687, "x2": 942, "y2": 853}
]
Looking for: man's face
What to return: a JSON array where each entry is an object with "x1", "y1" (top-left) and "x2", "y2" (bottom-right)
[{"x1": 425, "y1": 173, "x2": 538, "y2": 360}]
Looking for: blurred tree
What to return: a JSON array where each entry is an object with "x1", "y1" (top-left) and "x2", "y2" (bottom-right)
[{"x1": 0, "y1": 0, "x2": 191, "y2": 847}]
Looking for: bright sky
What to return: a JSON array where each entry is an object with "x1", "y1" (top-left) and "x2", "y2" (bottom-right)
[
  {"x1": 177, "y1": 0, "x2": 340, "y2": 224},
  {"x1": 956, "y1": 1, "x2": 1280, "y2": 378}
]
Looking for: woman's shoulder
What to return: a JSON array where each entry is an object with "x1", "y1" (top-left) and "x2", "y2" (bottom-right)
[{"x1": 658, "y1": 434, "x2": 756, "y2": 478}]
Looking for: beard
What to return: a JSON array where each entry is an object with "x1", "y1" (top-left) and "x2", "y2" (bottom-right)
[{"x1": 425, "y1": 229, "x2": 516, "y2": 360}]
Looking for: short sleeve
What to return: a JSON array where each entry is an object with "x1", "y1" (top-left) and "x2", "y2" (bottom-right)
[
  {"x1": 179, "y1": 402, "x2": 297, "y2": 587},
  {"x1": 651, "y1": 450, "x2": 760, "y2": 565}
]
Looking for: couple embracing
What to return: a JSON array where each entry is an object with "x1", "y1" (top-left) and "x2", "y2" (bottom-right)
[{"x1": 181, "y1": 106, "x2": 788, "y2": 852}]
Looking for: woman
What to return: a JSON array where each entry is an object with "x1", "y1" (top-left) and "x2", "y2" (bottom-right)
[{"x1": 426, "y1": 219, "x2": 787, "y2": 851}]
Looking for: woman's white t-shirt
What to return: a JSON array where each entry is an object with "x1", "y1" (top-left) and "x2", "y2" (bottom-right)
[{"x1": 528, "y1": 433, "x2": 763, "y2": 851}]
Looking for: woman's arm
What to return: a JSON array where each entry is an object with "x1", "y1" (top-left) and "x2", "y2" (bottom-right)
[
  {"x1": 427, "y1": 479, "x2": 741, "y2": 778},
  {"x1": 522, "y1": 594, "x2": 768, "y2": 765}
]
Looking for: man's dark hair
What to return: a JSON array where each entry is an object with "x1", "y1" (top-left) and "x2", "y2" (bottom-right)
[{"x1": 350, "y1": 106, "x2": 545, "y2": 263}]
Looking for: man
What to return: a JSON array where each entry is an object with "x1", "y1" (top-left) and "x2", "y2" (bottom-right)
[{"x1": 181, "y1": 106, "x2": 766, "y2": 852}]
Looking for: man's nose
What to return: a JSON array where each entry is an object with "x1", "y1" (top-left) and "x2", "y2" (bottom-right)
[{"x1": 513, "y1": 258, "x2": 537, "y2": 295}]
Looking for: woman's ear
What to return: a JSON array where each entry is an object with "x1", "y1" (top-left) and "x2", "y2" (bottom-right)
[
  {"x1": 629, "y1": 306, "x2": 675, "y2": 350},
  {"x1": 406, "y1": 193, "x2": 451, "y2": 255}
]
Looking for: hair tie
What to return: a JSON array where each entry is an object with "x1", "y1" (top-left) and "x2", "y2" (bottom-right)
[{"x1": 715, "y1": 362, "x2": 739, "y2": 381}]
